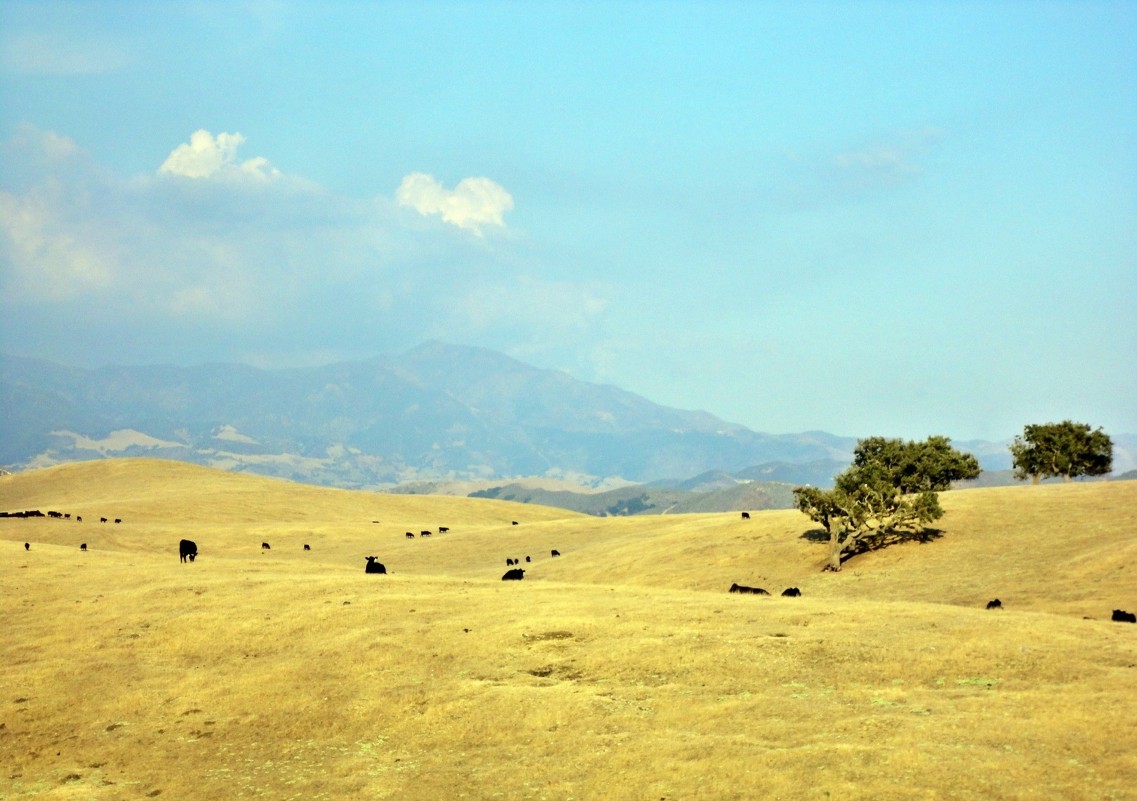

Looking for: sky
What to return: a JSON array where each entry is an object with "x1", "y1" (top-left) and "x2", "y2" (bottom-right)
[{"x1": 1, "y1": 0, "x2": 1134, "y2": 443}]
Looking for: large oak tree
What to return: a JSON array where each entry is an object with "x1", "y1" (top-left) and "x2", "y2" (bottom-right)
[{"x1": 794, "y1": 436, "x2": 981, "y2": 571}]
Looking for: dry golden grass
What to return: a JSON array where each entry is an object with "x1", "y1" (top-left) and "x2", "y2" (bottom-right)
[{"x1": 2, "y1": 458, "x2": 1135, "y2": 800}]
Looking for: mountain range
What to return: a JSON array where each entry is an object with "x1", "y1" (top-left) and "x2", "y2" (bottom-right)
[{"x1": 2, "y1": 341, "x2": 1132, "y2": 512}]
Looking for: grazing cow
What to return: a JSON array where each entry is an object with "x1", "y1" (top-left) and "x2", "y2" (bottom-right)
[
  {"x1": 421, "y1": 530, "x2": 432, "y2": 537},
  {"x1": 781, "y1": 587, "x2": 801, "y2": 597},
  {"x1": 364, "y1": 556, "x2": 387, "y2": 574},
  {"x1": 64, "y1": 514, "x2": 71, "y2": 520},
  {"x1": 303, "y1": 544, "x2": 311, "y2": 551},
  {"x1": 439, "y1": 526, "x2": 450, "y2": 533},
  {"x1": 512, "y1": 521, "x2": 519, "y2": 526},
  {"x1": 80, "y1": 543, "x2": 87, "y2": 551},
  {"x1": 179, "y1": 539, "x2": 198, "y2": 563},
  {"x1": 502, "y1": 568, "x2": 525, "y2": 581},
  {"x1": 406, "y1": 532, "x2": 415, "y2": 539},
  {"x1": 525, "y1": 556, "x2": 531, "y2": 563},
  {"x1": 261, "y1": 542, "x2": 271, "y2": 550},
  {"x1": 506, "y1": 558, "x2": 516, "y2": 566},
  {"x1": 986, "y1": 599, "x2": 1002, "y2": 609},
  {"x1": 741, "y1": 512, "x2": 750, "y2": 520},
  {"x1": 76, "y1": 516, "x2": 82, "y2": 522},
  {"x1": 100, "y1": 518, "x2": 107, "y2": 523},
  {"x1": 729, "y1": 583, "x2": 769, "y2": 595},
  {"x1": 114, "y1": 518, "x2": 122, "y2": 524},
  {"x1": 1112, "y1": 609, "x2": 1136, "y2": 623},
  {"x1": 24, "y1": 542, "x2": 30, "y2": 551},
  {"x1": 551, "y1": 549, "x2": 560, "y2": 557}
]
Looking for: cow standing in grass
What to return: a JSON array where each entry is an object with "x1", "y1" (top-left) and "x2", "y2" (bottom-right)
[{"x1": 179, "y1": 539, "x2": 198, "y2": 563}]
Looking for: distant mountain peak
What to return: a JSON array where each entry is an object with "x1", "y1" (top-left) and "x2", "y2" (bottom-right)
[{"x1": 0, "y1": 343, "x2": 852, "y2": 486}]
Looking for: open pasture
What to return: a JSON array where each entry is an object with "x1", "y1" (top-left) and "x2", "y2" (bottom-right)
[{"x1": 2, "y1": 459, "x2": 1136, "y2": 799}]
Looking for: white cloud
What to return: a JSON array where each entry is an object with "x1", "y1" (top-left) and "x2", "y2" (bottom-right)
[
  {"x1": 396, "y1": 172, "x2": 513, "y2": 235},
  {"x1": 159, "y1": 130, "x2": 281, "y2": 180},
  {"x1": 1, "y1": 127, "x2": 586, "y2": 369}
]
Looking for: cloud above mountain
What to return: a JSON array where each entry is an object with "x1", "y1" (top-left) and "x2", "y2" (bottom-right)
[
  {"x1": 0, "y1": 126, "x2": 585, "y2": 368},
  {"x1": 395, "y1": 172, "x2": 513, "y2": 235},
  {"x1": 159, "y1": 130, "x2": 281, "y2": 181}
]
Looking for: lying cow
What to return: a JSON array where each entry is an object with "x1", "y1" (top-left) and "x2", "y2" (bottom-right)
[
  {"x1": 502, "y1": 568, "x2": 525, "y2": 581},
  {"x1": 1112, "y1": 609, "x2": 1136, "y2": 623},
  {"x1": 365, "y1": 556, "x2": 387, "y2": 574},
  {"x1": 729, "y1": 583, "x2": 769, "y2": 595}
]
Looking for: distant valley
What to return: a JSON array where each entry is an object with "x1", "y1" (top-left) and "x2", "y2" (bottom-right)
[{"x1": 2, "y1": 341, "x2": 1133, "y2": 514}]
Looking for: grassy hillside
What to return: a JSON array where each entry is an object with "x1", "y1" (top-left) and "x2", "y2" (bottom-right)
[{"x1": 2, "y1": 458, "x2": 1135, "y2": 800}]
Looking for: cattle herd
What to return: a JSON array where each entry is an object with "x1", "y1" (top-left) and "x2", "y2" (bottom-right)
[
  {"x1": 6, "y1": 506, "x2": 1136, "y2": 622},
  {"x1": 728, "y1": 583, "x2": 802, "y2": 597}
]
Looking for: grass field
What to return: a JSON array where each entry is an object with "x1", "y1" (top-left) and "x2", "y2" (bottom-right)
[{"x1": 2, "y1": 459, "x2": 1135, "y2": 800}]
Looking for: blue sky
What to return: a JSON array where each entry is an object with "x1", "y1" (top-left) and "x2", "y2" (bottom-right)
[{"x1": 1, "y1": 0, "x2": 1134, "y2": 442}]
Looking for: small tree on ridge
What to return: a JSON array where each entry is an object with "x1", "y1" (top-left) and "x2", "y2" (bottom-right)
[{"x1": 1009, "y1": 421, "x2": 1113, "y2": 484}]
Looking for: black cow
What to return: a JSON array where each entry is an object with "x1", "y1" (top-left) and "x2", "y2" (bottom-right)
[
  {"x1": 439, "y1": 526, "x2": 450, "y2": 533},
  {"x1": 179, "y1": 539, "x2": 198, "y2": 563},
  {"x1": 986, "y1": 599, "x2": 1002, "y2": 609},
  {"x1": 741, "y1": 512, "x2": 751, "y2": 520},
  {"x1": 114, "y1": 518, "x2": 122, "y2": 524},
  {"x1": 525, "y1": 556, "x2": 531, "y2": 563},
  {"x1": 512, "y1": 521, "x2": 519, "y2": 526},
  {"x1": 551, "y1": 549, "x2": 560, "y2": 557},
  {"x1": 365, "y1": 556, "x2": 387, "y2": 574},
  {"x1": 506, "y1": 558, "x2": 516, "y2": 566},
  {"x1": 76, "y1": 516, "x2": 82, "y2": 522},
  {"x1": 406, "y1": 532, "x2": 415, "y2": 539},
  {"x1": 24, "y1": 542, "x2": 30, "y2": 551},
  {"x1": 781, "y1": 587, "x2": 801, "y2": 597},
  {"x1": 80, "y1": 543, "x2": 87, "y2": 551},
  {"x1": 502, "y1": 568, "x2": 525, "y2": 581},
  {"x1": 421, "y1": 530, "x2": 432, "y2": 537},
  {"x1": 729, "y1": 583, "x2": 769, "y2": 595},
  {"x1": 303, "y1": 544, "x2": 311, "y2": 551},
  {"x1": 261, "y1": 542, "x2": 271, "y2": 550},
  {"x1": 100, "y1": 517, "x2": 107, "y2": 523},
  {"x1": 1112, "y1": 609, "x2": 1136, "y2": 623}
]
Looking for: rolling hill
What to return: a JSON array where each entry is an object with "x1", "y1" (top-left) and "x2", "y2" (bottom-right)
[{"x1": 2, "y1": 459, "x2": 1135, "y2": 799}]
